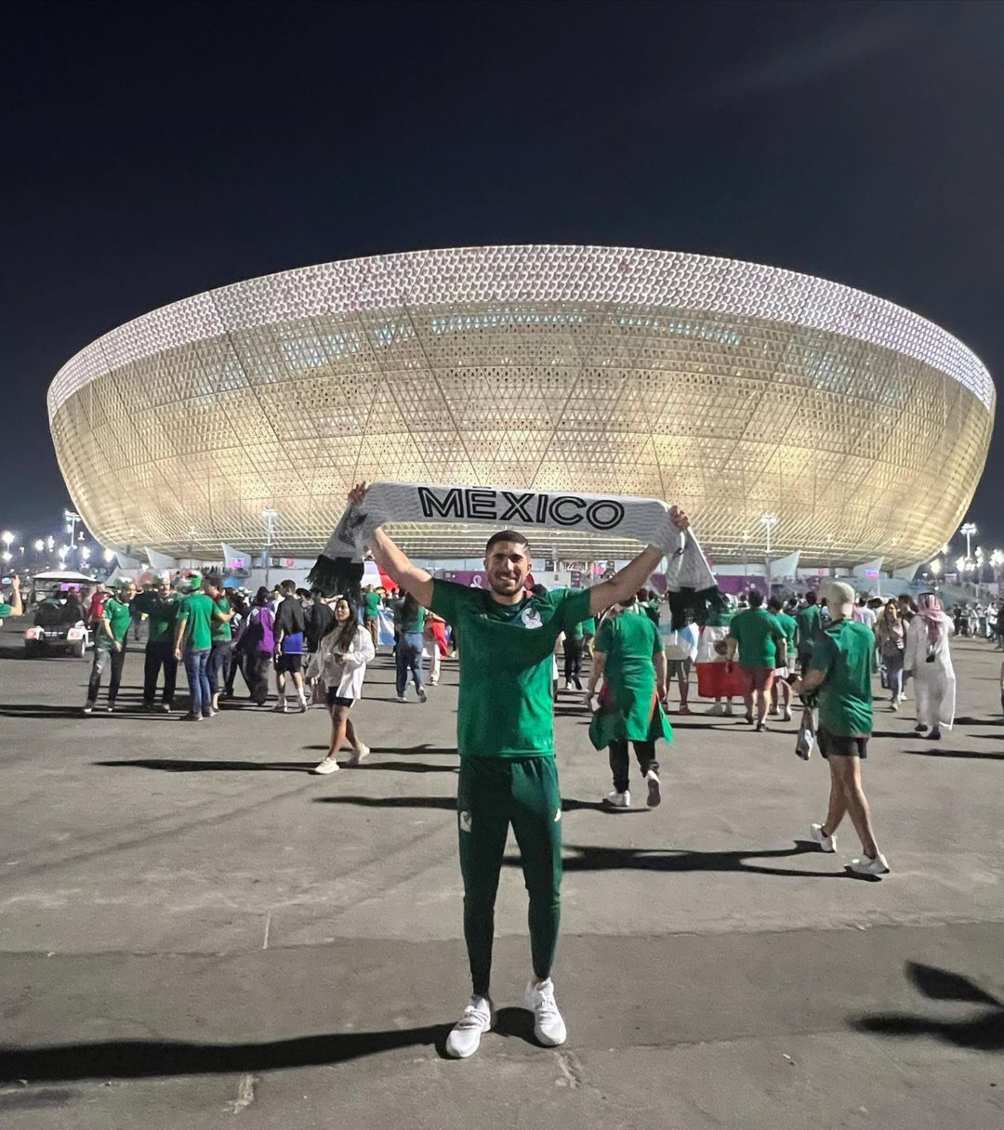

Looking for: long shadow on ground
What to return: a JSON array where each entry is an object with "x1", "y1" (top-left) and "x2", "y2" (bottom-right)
[
  {"x1": 0, "y1": 1024, "x2": 454, "y2": 1082},
  {"x1": 96, "y1": 758, "x2": 456, "y2": 774},
  {"x1": 901, "y1": 748, "x2": 1004, "y2": 761},
  {"x1": 504, "y1": 841, "x2": 852, "y2": 879},
  {"x1": 313, "y1": 795, "x2": 615, "y2": 813},
  {"x1": 851, "y1": 961, "x2": 1004, "y2": 1051}
]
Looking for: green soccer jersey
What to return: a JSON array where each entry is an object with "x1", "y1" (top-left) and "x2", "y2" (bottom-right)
[
  {"x1": 211, "y1": 597, "x2": 232, "y2": 643},
  {"x1": 178, "y1": 592, "x2": 216, "y2": 651},
  {"x1": 728, "y1": 608, "x2": 785, "y2": 668},
  {"x1": 795, "y1": 604, "x2": 823, "y2": 651},
  {"x1": 131, "y1": 592, "x2": 177, "y2": 643},
  {"x1": 775, "y1": 611, "x2": 798, "y2": 654},
  {"x1": 98, "y1": 598, "x2": 132, "y2": 649},
  {"x1": 809, "y1": 619, "x2": 874, "y2": 737},
  {"x1": 365, "y1": 591, "x2": 381, "y2": 617},
  {"x1": 429, "y1": 580, "x2": 591, "y2": 758}
]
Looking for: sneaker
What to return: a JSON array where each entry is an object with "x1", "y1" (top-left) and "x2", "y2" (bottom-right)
[
  {"x1": 429, "y1": 677, "x2": 439, "y2": 686},
  {"x1": 564, "y1": 680, "x2": 574, "y2": 692},
  {"x1": 927, "y1": 728, "x2": 942, "y2": 741},
  {"x1": 298, "y1": 699, "x2": 308, "y2": 714},
  {"x1": 782, "y1": 708, "x2": 793, "y2": 722},
  {"x1": 444, "y1": 996, "x2": 494, "y2": 1059},
  {"x1": 346, "y1": 742, "x2": 370, "y2": 766},
  {"x1": 524, "y1": 978, "x2": 566, "y2": 1047},
  {"x1": 82, "y1": 702, "x2": 94, "y2": 715},
  {"x1": 106, "y1": 703, "x2": 115, "y2": 713},
  {"x1": 890, "y1": 699, "x2": 900, "y2": 712},
  {"x1": 769, "y1": 706, "x2": 780, "y2": 717},
  {"x1": 160, "y1": 703, "x2": 172, "y2": 713},
  {"x1": 755, "y1": 721, "x2": 768, "y2": 733},
  {"x1": 180, "y1": 712, "x2": 202, "y2": 722},
  {"x1": 396, "y1": 694, "x2": 407, "y2": 703},
  {"x1": 810, "y1": 822, "x2": 837, "y2": 853},
  {"x1": 603, "y1": 789, "x2": 631, "y2": 809},
  {"x1": 706, "y1": 703, "x2": 725, "y2": 716},
  {"x1": 273, "y1": 701, "x2": 288, "y2": 714},
  {"x1": 724, "y1": 702, "x2": 735, "y2": 717},
  {"x1": 645, "y1": 769, "x2": 661, "y2": 808},
  {"x1": 913, "y1": 723, "x2": 926, "y2": 733},
  {"x1": 312, "y1": 756, "x2": 340, "y2": 775},
  {"x1": 679, "y1": 704, "x2": 692, "y2": 715},
  {"x1": 417, "y1": 687, "x2": 428, "y2": 703},
  {"x1": 745, "y1": 711, "x2": 754, "y2": 725},
  {"x1": 849, "y1": 853, "x2": 891, "y2": 877}
]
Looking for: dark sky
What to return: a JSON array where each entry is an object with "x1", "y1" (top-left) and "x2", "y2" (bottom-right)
[{"x1": 2, "y1": 0, "x2": 1001, "y2": 551}]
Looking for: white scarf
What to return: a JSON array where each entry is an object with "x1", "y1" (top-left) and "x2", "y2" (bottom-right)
[{"x1": 309, "y1": 481, "x2": 716, "y2": 595}]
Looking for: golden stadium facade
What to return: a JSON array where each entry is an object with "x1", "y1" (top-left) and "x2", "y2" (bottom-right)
[{"x1": 48, "y1": 246, "x2": 994, "y2": 567}]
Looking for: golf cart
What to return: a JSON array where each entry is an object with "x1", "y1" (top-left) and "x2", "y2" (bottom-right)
[{"x1": 23, "y1": 570, "x2": 96, "y2": 658}]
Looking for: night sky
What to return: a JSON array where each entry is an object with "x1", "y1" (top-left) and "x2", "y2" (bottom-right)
[{"x1": 3, "y1": 1, "x2": 1001, "y2": 552}]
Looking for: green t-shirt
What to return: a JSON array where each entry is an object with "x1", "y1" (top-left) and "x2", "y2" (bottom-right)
[
  {"x1": 429, "y1": 580, "x2": 591, "y2": 758},
  {"x1": 394, "y1": 600, "x2": 425, "y2": 635},
  {"x1": 211, "y1": 597, "x2": 232, "y2": 643},
  {"x1": 178, "y1": 592, "x2": 216, "y2": 651},
  {"x1": 581, "y1": 617, "x2": 596, "y2": 636},
  {"x1": 98, "y1": 598, "x2": 132, "y2": 649},
  {"x1": 775, "y1": 611, "x2": 798, "y2": 652},
  {"x1": 809, "y1": 619, "x2": 874, "y2": 737},
  {"x1": 795, "y1": 604, "x2": 823, "y2": 651},
  {"x1": 131, "y1": 592, "x2": 177, "y2": 643},
  {"x1": 364, "y1": 592, "x2": 381, "y2": 617},
  {"x1": 728, "y1": 608, "x2": 786, "y2": 668}
]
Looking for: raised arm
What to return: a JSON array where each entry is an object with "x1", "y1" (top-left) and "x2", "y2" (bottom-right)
[
  {"x1": 587, "y1": 506, "x2": 690, "y2": 616},
  {"x1": 349, "y1": 483, "x2": 435, "y2": 607}
]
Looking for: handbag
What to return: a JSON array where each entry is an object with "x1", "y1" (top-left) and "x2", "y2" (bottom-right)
[{"x1": 795, "y1": 707, "x2": 817, "y2": 761}]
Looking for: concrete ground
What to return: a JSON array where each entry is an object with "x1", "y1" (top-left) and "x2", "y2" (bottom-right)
[{"x1": 0, "y1": 623, "x2": 1002, "y2": 1128}]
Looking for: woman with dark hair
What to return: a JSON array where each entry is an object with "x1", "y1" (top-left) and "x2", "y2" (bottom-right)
[
  {"x1": 875, "y1": 599, "x2": 906, "y2": 709},
  {"x1": 239, "y1": 586, "x2": 276, "y2": 706},
  {"x1": 394, "y1": 591, "x2": 427, "y2": 703},
  {"x1": 307, "y1": 596, "x2": 375, "y2": 774}
]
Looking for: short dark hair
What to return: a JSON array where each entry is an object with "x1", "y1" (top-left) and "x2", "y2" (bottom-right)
[
  {"x1": 485, "y1": 529, "x2": 529, "y2": 555},
  {"x1": 204, "y1": 573, "x2": 222, "y2": 589},
  {"x1": 767, "y1": 596, "x2": 783, "y2": 612},
  {"x1": 280, "y1": 579, "x2": 296, "y2": 595},
  {"x1": 804, "y1": 591, "x2": 817, "y2": 605},
  {"x1": 748, "y1": 589, "x2": 764, "y2": 608}
]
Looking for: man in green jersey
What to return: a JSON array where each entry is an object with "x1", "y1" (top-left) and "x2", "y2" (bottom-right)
[
  {"x1": 204, "y1": 574, "x2": 235, "y2": 714},
  {"x1": 726, "y1": 589, "x2": 787, "y2": 731},
  {"x1": 83, "y1": 581, "x2": 133, "y2": 714},
  {"x1": 793, "y1": 580, "x2": 889, "y2": 877},
  {"x1": 354, "y1": 481, "x2": 689, "y2": 1058},
  {"x1": 174, "y1": 576, "x2": 219, "y2": 721},
  {"x1": 132, "y1": 577, "x2": 179, "y2": 711},
  {"x1": 795, "y1": 591, "x2": 823, "y2": 673},
  {"x1": 767, "y1": 596, "x2": 798, "y2": 723}
]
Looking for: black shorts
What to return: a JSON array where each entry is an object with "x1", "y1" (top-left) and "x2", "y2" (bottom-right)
[
  {"x1": 326, "y1": 690, "x2": 354, "y2": 708},
  {"x1": 817, "y1": 728, "x2": 868, "y2": 759},
  {"x1": 276, "y1": 653, "x2": 303, "y2": 674}
]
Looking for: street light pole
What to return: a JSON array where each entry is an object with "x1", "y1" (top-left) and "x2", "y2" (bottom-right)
[
  {"x1": 760, "y1": 512, "x2": 779, "y2": 594},
  {"x1": 261, "y1": 509, "x2": 280, "y2": 590}
]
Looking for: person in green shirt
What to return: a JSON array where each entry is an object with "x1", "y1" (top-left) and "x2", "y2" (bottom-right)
[
  {"x1": 391, "y1": 591, "x2": 427, "y2": 702},
  {"x1": 793, "y1": 580, "x2": 889, "y2": 878},
  {"x1": 132, "y1": 578, "x2": 179, "y2": 711},
  {"x1": 768, "y1": 596, "x2": 798, "y2": 723},
  {"x1": 587, "y1": 595, "x2": 670, "y2": 809},
  {"x1": 561, "y1": 614, "x2": 587, "y2": 691},
  {"x1": 363, "y1": 587, "x2": 382, "y2": 648},
  {"x1": 173, "y1": 576, "x2": 220, "y2": 721},
  {"x1": 352, "y1": 480, "x2": 690, "y2": 1059},
  {"x1": 726, "y1": 590, "x2": 787, "y2": 731},
  {"x1": 83, "y1": 582, "x2": 133, "y2": 714},
  {"x1": 204, "y1": 574, "x2": 236, "y2": 714},
  {"x1": 795, "y1": 591, "x2": 823, "y2": 672}
]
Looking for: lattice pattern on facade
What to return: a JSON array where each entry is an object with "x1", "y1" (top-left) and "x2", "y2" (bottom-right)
[{"x1": 47, "y1": 246, "x2": 994, "y2": 567}]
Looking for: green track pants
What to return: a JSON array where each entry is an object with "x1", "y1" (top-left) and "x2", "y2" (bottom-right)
[{"x1": 457, "y1": 756, "x2": 562, "y2": 997}]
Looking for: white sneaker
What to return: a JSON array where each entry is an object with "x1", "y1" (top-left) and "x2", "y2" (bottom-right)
[
  {"x1": 849, "y1": 853, "x2": 891, "y2": 876},
  {"x1": 396, "y1": 694, "x2": 407, "y2": 703},
  {"x1": 417, "y1": 687, "x2": 428, "y2": 703},
  {"x1": 298, "y1": 698, "x2": 308, "y2": 714},
  {"x1": 273, "y1": 701, "x2": 288, "y2": 713},
  {"x1": 445, "y1": 996, "x2": 494, "y2": 1058},
  {"x1": 312, "y1": 756, "x2": 340, "y2": 775},
  {"x1": 782, "y1": 708, "x2": 793, "y2": 722},
  {"x1": 525, "y1": 978, "x2": 566, "y2": 1047},
  {"x1": 706, "y1": 703, "x2": 725, "y2": 716},
  {"x1": 82, "y1": 702, "x2": 94, "y2": 715},
  {"x1": 645, "y1": 769, "x2": 661, "y2": 808},
  {"x1": 810, "y1": 822, "x2": 837, "y2": 853},
  {"x1": 564, "y1": 680, "x2": 573, "y2": 692},
  {"x1": 346, "y1": 743, "x2": 370, "y2": 766},
  {"x1": 604, "y1": 789, "x2": 630, "y2": 809}
]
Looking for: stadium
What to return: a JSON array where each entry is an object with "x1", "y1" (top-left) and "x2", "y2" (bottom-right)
[{"x1": 47, "y1": 245, "x2": 995, "y2": 569}]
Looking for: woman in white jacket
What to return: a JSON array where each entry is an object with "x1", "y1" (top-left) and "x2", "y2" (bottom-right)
[
  {"x1": 307, "y1": 596, "x2": 376, "y2": 774},
  {"x1": 903, "y1": 591, "x2": 956, "y2": 741}
]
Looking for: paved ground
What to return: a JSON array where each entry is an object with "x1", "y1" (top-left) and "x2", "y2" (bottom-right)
[{"x1": 0, "y1": 622, "x2": 1002, "y2": 1128}]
